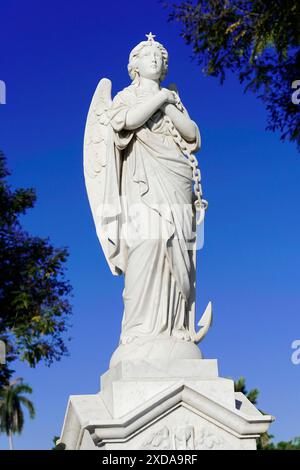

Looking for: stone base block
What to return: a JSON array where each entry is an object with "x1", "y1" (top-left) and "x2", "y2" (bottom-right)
[{"x1": 59, "y1": 356, "x2": 274, "y2": 450}]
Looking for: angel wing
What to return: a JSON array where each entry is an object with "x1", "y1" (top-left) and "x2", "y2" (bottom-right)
[{"x1": 83, "y1": 78, "x2": 113, "y2": 253}]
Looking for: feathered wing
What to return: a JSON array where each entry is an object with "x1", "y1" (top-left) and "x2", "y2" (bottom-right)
[{"x1": 83, "y1": 78, "x2": 113, "y2": 257}]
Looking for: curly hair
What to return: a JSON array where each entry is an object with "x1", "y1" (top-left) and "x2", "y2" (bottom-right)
[{"x1": 128, "y1": 40, "x2": 168, "y2": 84}]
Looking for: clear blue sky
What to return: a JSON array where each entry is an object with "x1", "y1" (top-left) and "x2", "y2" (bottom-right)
[{"x1": 0, "y1": 0, "x2": 299, "y2": 450}]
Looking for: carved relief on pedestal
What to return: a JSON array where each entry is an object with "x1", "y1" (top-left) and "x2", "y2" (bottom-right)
[{"x1": 140, "y1": 424, "x2": 229, "y2": 450}]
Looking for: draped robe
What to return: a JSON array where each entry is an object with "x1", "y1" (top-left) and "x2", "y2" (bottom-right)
[{"x1": 100, "y1": 83, "x2": 201, "y2": 345}]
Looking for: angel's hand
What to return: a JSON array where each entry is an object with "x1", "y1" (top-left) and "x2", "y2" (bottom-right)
[{"x1": 160, "y1": 88, "x2": 178, "y2": 105}]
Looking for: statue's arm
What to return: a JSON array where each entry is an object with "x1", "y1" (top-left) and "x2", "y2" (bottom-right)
[
  {"x1": 124, "y1": 90, "x2": 168, "y2": 130},
  {"x1": 162, "y1": 103, "x2": 197, "y2": 142}
]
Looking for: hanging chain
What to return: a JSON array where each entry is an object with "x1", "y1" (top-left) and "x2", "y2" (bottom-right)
[{"x1": 164, "y1": 99, "x2": 208, "y2": 225}]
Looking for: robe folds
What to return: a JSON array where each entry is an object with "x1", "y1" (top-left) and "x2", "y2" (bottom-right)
[{"x1": 100, "y1": 83, "x2": 201, "y2": 345}]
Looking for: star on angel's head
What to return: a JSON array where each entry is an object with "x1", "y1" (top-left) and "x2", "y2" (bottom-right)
[{"x1": 146, "y1": 32, "x2": 156, "y2": 43}]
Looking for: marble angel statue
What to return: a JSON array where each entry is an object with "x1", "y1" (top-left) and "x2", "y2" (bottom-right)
[{"x1": 83, "y1": 33, "x2": 212, "y2": 363}]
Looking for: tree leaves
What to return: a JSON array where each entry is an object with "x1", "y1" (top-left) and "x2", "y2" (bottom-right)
[
  {"x1": 0, "y1": 378, "x2": 35, "y2": 438},
  {"x1": 0, "y1": 153, "x2": 73, "y2": 384},
  {"x1": 166, "y1": 0, "x2": 300, "y2": 150}
]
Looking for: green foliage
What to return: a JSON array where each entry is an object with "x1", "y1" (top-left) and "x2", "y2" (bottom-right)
[
  {"x1": 234, "y1": 376, "x2": 259, "y2": 404},
  {"x1": 52, "y1": 435, "x2": 66, "y2": 450},
  {"x1": 264, "y1": 436, "x2": 300, "y2": 450},
  {"x1": 0, "y1": 152, "x2": 73, "y2": 385},
  {"x1": 234, "y1": 377, "x2": 300, "y2": 450},
  {"x1": 0, "y1": 377, "x2": 35, "y2": 449},
  {"x1": 166, "y1": 0, "x2": 300, "y2": 149},
  {"x1": 234, "y1": 376, "x2": 272, "y2": 449}
]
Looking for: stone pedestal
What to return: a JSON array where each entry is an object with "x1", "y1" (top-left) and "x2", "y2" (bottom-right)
[{"x1": 59, "y1": 339, "x2": 274, "y2": 450}]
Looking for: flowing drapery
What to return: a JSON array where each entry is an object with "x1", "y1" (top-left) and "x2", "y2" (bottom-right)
[{"x1": 101, "y1": 84, "x2": 201, "y2": 344}]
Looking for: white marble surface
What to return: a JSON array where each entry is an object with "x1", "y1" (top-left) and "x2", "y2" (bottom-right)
[
  {"x1": 59, "y1": 34, "x2": 274, "y2": 450},
  {"x1": 84, "y1": 33, "x2": 211, "y2": 351},
  {"x1": 59, "y1": 357, "x2": 274, "y2": 450}
]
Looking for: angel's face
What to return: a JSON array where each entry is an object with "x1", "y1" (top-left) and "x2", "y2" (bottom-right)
[{"x1": 137, "y1": 44, "x2": 163, "y2": 80}]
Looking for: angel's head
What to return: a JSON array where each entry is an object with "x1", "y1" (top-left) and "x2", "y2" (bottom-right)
[{"x1": 128, "y1": 34, "x2": 168, "y2": 84}]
